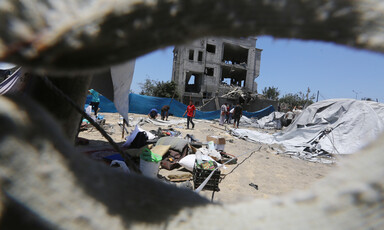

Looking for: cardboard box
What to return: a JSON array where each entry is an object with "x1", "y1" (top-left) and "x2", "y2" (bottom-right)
[
  {"x1": 206, "y1": 136, "x2": 226, "y2": 151},
  {"x1": 206, "y1": 136, "x2": 226, "y2": 144}
]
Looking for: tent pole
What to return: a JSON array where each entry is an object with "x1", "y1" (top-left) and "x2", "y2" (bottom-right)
[{"x1": 316, "y1": 90, "x2": 319, "y2": 102}]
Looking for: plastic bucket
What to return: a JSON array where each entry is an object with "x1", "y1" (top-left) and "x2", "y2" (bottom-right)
[{"x1": 140, "y1": 159, "x2": 160, "y2": 178}]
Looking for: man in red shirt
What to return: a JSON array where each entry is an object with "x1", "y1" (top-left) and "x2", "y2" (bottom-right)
[{"x1": 182, "y1": 100, "x2": 196, "y2": 129}]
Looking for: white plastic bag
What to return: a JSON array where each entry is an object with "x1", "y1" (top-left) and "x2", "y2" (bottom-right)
[
  {"x1": 179, "y1": 154, "x2": 224, "y2": 172},
  {"x1": 85, "y1": 105, "x2": 93, "y2": 116},
  {"x1": 199, "y1": 148, "x2": 222, "y2": 161},
  {"x1": 207, "y1": 141, "x2": 215, "y2": 150}
]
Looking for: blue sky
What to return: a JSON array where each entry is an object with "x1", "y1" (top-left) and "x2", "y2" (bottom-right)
[{"x1": 132, "y1": 35, "x2": 384, "y2": 101}]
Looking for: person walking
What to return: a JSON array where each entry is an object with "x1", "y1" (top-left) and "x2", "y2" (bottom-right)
[
  {"x1": 233, "y1": 103, "x2": 243, "y2": 128},
  {"x1": 219, "y1": 103, "x2": 227, "y2": 125},
  {"x1": 183, "y1": 100, "x2": 196, "y2": 129}
]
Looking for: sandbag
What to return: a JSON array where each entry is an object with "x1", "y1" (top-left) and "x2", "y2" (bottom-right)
[{"x1": 151, "y1": 145, "x2": 171, "y2": 157}]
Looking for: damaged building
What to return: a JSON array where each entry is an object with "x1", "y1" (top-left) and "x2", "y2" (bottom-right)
[{"x1": 172, "y1": 37, "x2": 263, "y2": 110}]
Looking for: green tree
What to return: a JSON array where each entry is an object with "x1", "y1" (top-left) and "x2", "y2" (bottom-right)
[
  {"x1": 139, "y1": 78, "x2": 157, "y2": 96},
  {"x1": 262, "y1": 86, "x2": 280, "y2": 100},
  {"x1": 153, "y1": 81, "x2": 179, "y2": 98},
  {"x1": 139, "y1": 78, "x2": 179, "y2": 99},
  {"x1": 279, "y1": 88, "x2": 315, "y2": 109}
]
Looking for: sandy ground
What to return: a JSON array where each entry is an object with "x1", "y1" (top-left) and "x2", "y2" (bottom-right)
[{"x1": 77, "y1": 112, "x2": 337, "y2": 203}]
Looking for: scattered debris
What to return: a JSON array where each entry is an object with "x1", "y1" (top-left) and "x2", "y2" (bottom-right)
[
  {"x1": 206, "y1": 135, "x2": 226, "y2": 151},
  {"x1": 228, "y1": 99, "x2": 384, "y2": 163},
  {"x1": 168, "y1": 174, "x2": 193, "y2": 182},
  {"x1": 249, "y1": 183, "x2": 258, "y2": 190},
  {"x1": 184, "y1": 134, "x2": 199, "y2": 143},
  {"x1": 193, "y1": 165, "x2": 221, "y2": 192}
]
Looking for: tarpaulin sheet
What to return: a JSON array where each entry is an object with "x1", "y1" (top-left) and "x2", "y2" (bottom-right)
[
  {"x1": 0, "y1": 67, "x2": 22, "y2": 95},
  {"x1": 86, "y1": 93, "x2": 275, "y2": 120},
  {"x1": 243, "y1": 106, "x2": 276, "y2": 118},
  {"x1": 110, "y1": 60, "x2": 135, "y2": 122},
  {"x1": 85, "y1": 95, "x2": 118, "y2": 113},
  {"x1": 230, "y1": 99, "x2": 384, "y2": 156},
  {"x1": 128, "y1": 93, "x2": 275, "y2": 120}
]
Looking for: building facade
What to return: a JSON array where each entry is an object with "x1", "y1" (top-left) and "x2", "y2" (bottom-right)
[{"x1": 172, "y1": 37, "x2": 262, "y2": 106}]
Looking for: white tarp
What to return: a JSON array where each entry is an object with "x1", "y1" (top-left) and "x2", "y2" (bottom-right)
[
  {"x1": 254, "y1": 111, "x2": 285, "y2": 129},
  {"x1": 111, "y1": 60, "x2": 135, "y2": 121},
  {"x1": 145, "y1": 118, "x2": 187, "y2": 126},
  {"x1": 123, "y1": 125, "x2": 155, "y2": 147},
  {"x1": 0, "y1": 62, "x2": 16, "y2": 70},
  {"x1": 213, "y1": 115, "x2": 255, "y2": 126},
  {"x1": 238, "y1": 116, "x2": 254, "y2": 126},
  {"x1": 127, "y1": 116, "x2": 187, "y2": 127},
  {"x1": 88, "y1": 60, "x2": 135, "y2": 122},
  {"x1": 0, "y1": 67, "x2": 22, "y2": 95},
  {"x1": 229, "y1": 112, "x2": 284, "y2": 129},
  {"x1": 110, "y1": 60, "x2": 135, "y2": 123},
  {"x1": 230, "y1": 99, "x2": 384, "y2": 161}
]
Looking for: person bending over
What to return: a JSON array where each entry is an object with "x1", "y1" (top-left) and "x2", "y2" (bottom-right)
[
  {"x1": 161, "y1": 105, "x2": 170, "y2": 121},
  {"x1": 148, "y1": 108, "x2": 158, "y2": 119}
]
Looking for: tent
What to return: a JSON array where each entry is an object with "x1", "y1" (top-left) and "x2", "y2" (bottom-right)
[
  {"x1": 254, "y1": 111, "x2": 285, "y2": 129},
  {"x1": 277, "y1": 98, "x2": 384, "y2": 154},
  {"x1": 230, "y1": 99, "x2": 384, "y2": 161}
]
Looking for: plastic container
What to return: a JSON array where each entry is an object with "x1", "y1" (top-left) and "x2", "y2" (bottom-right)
[
  {"x1": 140, "y1": 159, "x2": 160, "y2": 178},
  {"x1": 207, "y1": 141, "x2": 215, "y2": 150}
]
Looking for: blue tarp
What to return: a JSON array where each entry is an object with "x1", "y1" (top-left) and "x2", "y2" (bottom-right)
[
  {"x1": 129, "y1": 93, "x2": 220, "y2": 119},
  {"x1": 87, "y1": 93, "x2": 275, "y2": 120},
  {"x1": 129, "y1": 93, "x2": 275, "y2": 120},
  {"x1": 85, "y1": 95, "x2": 118, "y2": 113}
]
